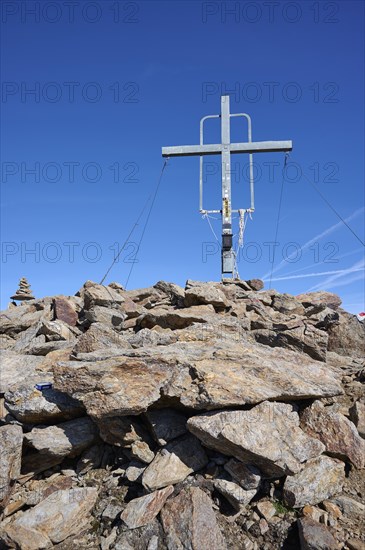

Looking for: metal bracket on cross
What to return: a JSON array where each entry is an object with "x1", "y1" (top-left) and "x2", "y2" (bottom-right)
[{"x1": 162, "y1": 95, "x2": 293, "y2": 279}]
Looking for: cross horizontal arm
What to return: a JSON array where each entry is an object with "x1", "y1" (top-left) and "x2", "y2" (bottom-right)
[{"x1": 162, "y1": 140, "x2": 292, "y2": 157}]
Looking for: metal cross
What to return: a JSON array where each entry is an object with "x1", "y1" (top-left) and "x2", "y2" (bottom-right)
[{"x1": 162, "y1": 95, "x2": 292, "y2": 278}]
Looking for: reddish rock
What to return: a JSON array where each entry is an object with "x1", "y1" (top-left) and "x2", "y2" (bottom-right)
[
  {"x1": 160, "y1": 486, "x2": 227, "y2": 550},
  {"x1": 296, "y1": 291, "x2": 342, "y2": 310},
  {"x1": 301, "y1": 400, "x2": 365, "y2": 469},
  {"x1": 53, "y1": 297, "x2": 78, "y2": 326},
  {"x1": 327, "y1": 310, "x2": 365, "y2": 359},
  {"x1": 298, "y1": 517, "x2": 337, "y2": 550},
  {"x1": 246, "y1": 279, "x2": 264, "y2": 291}
]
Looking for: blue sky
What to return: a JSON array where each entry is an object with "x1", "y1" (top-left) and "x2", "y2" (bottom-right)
[{"x1": 1, "y1": 0, "x2": 364, "y2": 312}]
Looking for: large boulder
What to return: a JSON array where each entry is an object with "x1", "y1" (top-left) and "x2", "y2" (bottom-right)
[
  {"x1": 53, "y1": 340, "x2": 342, "y2": 419},
  {"x1": 84, "y1": 305, "x2": 126, "y2": 327},
  {"x1": 53, "y1": 296, "x2": 79, "y2": 326},
  {"x1": 154, "y1": 281, "x2": 185, "y2": 306},
  {"x1": 188, "y1": 401, "x2": 325, "y2": 477},
  {"x1": 3, "y1": 488, "x2": 98, "y2": 549},
  {"x1": 283, "y1": 456, "x2": 345, "y2": 508},
  {"x1": 53, "y1": 354, "x2": 172, "y2": 418},
  {"x1": 82, "y1": 281, "x2": 125, "y2": 309},
  {"x1": 184, "y1": 283, "x2": 230, "y2": 309},
  {"x1": 296, "y1": 291, "x2": 342, "y2": 310},
  {"x1": 301, "y1": 400, "x2": 365, "y2": 468},
  {"x1": 327, "y1": 310, "x2": 365, "y2": 358},
  {"x1": 138, "y1": 305, "x2": 214, "y2": 330}
]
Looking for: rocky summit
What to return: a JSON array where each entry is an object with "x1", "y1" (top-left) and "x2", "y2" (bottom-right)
[{"x1": 0, "y1": 279, "x2": 364, "y2": 550}]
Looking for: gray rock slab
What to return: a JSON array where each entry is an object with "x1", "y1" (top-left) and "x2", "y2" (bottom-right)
[
  {"x1": 283, "y1": 456, "x2": 345, "y2": 508},
  {"x1": 24, "y1": 416, "x2": 99, "y2": 459},
  {"x1": 188, "y1": 401, "x2": 325, "y2": 477}
]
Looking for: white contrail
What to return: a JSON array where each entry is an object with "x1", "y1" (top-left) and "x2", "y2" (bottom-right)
[
  {"x1": 265, "y1": 266, "x2": 364, "y2": 283},
  {"x1": 261, "y1": 207, "x2": 364, "y2": 280},
  {"x1": 270, "y1": 247, "x2": 364, "y2": 279},
  {"x1": 315, "y1": 272, "x2": 364, "y2": 292},
  {"x1": 307, "y1": 258, "x2": 365, "y2": 292}
]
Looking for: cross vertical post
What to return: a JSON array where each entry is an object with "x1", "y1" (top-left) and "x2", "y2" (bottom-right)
[{"x1": 221, "y1": 95, "x2": 234, "y2": 275}]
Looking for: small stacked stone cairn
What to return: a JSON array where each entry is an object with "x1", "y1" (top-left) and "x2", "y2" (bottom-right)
[{"x1": 10, "y1": 277, "x2": 35, "y2": 302}]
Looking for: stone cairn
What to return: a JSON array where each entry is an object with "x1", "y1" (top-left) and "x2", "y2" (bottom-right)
[{"x1": 10, "y1": 277, "x2": 35, "y2": 302}]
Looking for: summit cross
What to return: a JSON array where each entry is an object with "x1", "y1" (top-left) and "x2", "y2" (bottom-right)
[{"x1": 162, "y1": 95, "x2": 293, "y2": 278}]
